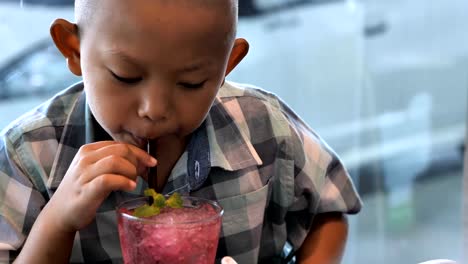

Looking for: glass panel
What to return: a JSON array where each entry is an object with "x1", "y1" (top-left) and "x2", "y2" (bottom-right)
[
  {"x1": 0, "y1": 0, "x2": 466, "y2": 263},
  {"x1": 345, "y1": 0, "x2": 467, "y2": 262},
  {"x1": 0, "y1": 1, "x2": 78, "y2": 128},
  {"x1": 464, "y1": 123, "x2": 468, "y2": 258},
  {"x1": 3, "y1": 41, "x2": 80, "y2": 97},
  {"x1": 233, "y1": 0, "x2": 467, "y2": 262}
]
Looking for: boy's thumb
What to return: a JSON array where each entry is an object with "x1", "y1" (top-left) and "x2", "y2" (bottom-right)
[{"x1": 221, "y1": 256, "x2": 238, "y2": 264}]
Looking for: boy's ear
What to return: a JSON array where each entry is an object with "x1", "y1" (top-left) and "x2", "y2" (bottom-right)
[
  {"x1": 225, "y1": 38, "x2": 249, "y2": 76},
  {"x1": 50, "y1": 18, "x2": 82, "y2": 76}
]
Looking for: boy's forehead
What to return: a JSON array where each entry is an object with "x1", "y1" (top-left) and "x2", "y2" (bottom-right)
[
  {"x1": 75, "y1": 0, "x2": 238, "y2": 45},
  {"x1": 75, "y1": 0, "x2": 237, "y2": 67}
]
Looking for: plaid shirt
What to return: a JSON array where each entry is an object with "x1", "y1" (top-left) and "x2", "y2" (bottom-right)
[{"x1": 0, "y1": 81, "x2": 361, "y2": 263}]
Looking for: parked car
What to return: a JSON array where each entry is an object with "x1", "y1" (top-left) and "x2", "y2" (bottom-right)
[
  {"x1": 0, "y1": 2, "x2": 78, "y2": 128},
  {"x1": 0, "y1": 39, "x2": 81, "y2": 128}
]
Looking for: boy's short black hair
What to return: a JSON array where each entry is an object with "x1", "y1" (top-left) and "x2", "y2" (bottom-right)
[{"x1": 74, "y1": 0, "x2": 239, "y2": 40}]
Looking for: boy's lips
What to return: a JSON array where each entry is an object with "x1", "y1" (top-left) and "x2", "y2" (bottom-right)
[
  {"x1": 127, "y1": 131, "x2": 163, "y2": 149},
  {"x1": 127, "y1": 134, "x2": 149, "y2": 149}
]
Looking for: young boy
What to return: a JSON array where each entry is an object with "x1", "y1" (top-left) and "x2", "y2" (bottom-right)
[{"x1": 0, "y1": 0, "x2": 361, "y2": 263}]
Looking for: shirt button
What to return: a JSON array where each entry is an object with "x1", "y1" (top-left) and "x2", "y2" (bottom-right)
[{"x1": 194, "y1": 160, "x2": 200, "y2": 180}]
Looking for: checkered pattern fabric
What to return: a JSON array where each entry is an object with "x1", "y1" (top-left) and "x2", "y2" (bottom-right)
[{"x1": 0, "y1": 81, "x2": 361, "y2": 263}]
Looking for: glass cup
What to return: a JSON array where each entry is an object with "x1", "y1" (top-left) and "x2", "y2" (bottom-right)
[{"x1": 116, "y1": 196, "x2": 224, "y2": 264}]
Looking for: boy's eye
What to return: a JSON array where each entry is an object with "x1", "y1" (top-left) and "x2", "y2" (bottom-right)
[
  {"x1": 110, "y1": 71, "x2": 142, "y2": 84},
  {"x1": 179, "y1": 81, "x2": 206, "y2": 89}
]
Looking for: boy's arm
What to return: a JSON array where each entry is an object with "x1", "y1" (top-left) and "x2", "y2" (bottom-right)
[
  {"x1": 11, "y1": 142, "x2": 157, "y2": 263},
  {"x1": 296, "y1": 213, "x2": 348, "y2": 264},
  {"x1": 13, "y1": 205, "x2": 75, "y2": 264}
]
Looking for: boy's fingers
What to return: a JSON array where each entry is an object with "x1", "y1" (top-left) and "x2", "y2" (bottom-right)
[
  {"x1": 86, "y1": 174, "x2": 137, "y2": 198},
  {"x1": 121, "y1": 143, "x2": 158, "y2": 166},
  {"x1": 84, "y1": 156, "x2": 138, "y2": 183},
  {"x1": 98, "y1": 143, "x2": 157, "y2": 167},
  {"x1": 81, "y1": 142, "x2": 157, "y2": 169},
  {"x1": 80, "y1": 141, "x2": 117, "y2": 152}
]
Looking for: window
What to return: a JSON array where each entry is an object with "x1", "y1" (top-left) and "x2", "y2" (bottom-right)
[
  {"x1": 1, "y1": 40, "x2": 80, "y2": 98},
  {"x1": 1, "y1": 0, "x2": 466, "y2": 262}
]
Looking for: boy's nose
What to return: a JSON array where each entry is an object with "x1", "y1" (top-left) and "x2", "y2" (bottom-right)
[{"x1": 137, "y1": 87, "x2": 172, "y2": 122}]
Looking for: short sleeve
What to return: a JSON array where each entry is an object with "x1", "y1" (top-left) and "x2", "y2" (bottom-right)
[
  {"x1": 279, "y1": 101, "x2": 362, "y2": 248},
  {"x1": 291, "y1": 125, "x2": 362, "y2": 215},
  {"x1": 0, "y1": 134, "x2": 46, "y2": 263}
]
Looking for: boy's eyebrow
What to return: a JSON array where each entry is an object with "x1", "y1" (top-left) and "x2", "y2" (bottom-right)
[
  {"x1": 177, "y1": 61, "x2": 210, "y2": 73},
  {"x1": 104, "y1": 49, "x2": 143, "y2": 68},
  {"x1": 104, "y1": 49, "x2": 211, "y2": 73}
]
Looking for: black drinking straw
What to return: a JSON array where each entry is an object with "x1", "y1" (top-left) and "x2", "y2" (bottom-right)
[{"x1": 147, "y1": 140, "x2": 158, "y2": 190}]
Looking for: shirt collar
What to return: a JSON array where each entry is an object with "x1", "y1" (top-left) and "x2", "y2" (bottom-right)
[
  {"x1": 206, "y1": 97, "x2": 263, "y2": 171},
  {"x1": 48, "y1": 84, "x2": 263, "y2": 190}
]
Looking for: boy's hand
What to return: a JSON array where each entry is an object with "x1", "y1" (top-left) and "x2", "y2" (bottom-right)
[{"x1": 44, "y1": 141, "x2": 157, "y2": 233}]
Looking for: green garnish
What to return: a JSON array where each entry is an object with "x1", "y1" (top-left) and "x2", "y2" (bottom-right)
[
  {"x1": 145, "y1": 189, "x2": 166, "y2": 208},
  {"x1": 165, "y1": 192, "x2": 183, "y2": 209},
  {"x1": 133, "y1": 204, "x2": 160, "y2": 218},
  {"x1": 133, "y1": 189, "x2": 183, "y2": 218}
]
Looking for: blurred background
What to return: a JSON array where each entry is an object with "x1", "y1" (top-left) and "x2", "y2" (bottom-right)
[{"x1": 0, "y1": 0, "x2": 467, "y2": 263}]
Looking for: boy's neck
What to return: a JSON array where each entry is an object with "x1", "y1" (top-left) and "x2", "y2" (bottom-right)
[{"x1": 148, "y1": 135, "x2": 190, "y2": 192}]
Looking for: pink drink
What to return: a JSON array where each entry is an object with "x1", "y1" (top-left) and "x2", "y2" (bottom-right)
[{"x1": 117, "y1": 196, "x2": 223, "y2": 264}]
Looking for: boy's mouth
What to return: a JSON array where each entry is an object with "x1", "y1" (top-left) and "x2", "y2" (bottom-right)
[
  {"x1": 127, "y1": 133, "x2": 149, "y2": 149},
  {"x1": 127, "y1": 130, "x2": 167, "y2": 150}
]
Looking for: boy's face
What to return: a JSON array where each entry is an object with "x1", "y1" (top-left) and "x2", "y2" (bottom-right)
[{"x1": 53, "y1": 0, "x2": 242, "y2": 149}]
